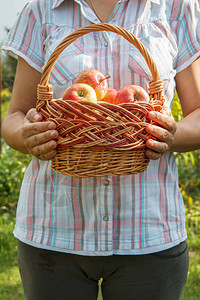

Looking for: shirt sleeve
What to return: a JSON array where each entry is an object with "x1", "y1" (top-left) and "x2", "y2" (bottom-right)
[
  {"x1": 2, "y1": 2, "x2": 44, "y2": 73},
  {"x1": 174, "y1": 0, "x2": 200, "y2": 73}
]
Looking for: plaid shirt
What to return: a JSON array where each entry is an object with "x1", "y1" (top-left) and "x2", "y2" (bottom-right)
[{"x1": 3, "y1": 0, "x2": 200, "y2": 255}]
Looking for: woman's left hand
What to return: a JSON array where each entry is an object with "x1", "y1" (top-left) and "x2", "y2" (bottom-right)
[{"x1": 145, "y1": 107, "x2": 177, "y2": 160}]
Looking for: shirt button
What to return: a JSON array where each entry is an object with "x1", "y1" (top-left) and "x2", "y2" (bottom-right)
[
  {"x1": 103, "y1": 216, "x2": 109, "y2": 221},
  {"x1": 104, "y1": 41, "x2": 108, "y2": 47},
  {"x1": 104, "y1": 179, "x2": 110, "y2": 186}
]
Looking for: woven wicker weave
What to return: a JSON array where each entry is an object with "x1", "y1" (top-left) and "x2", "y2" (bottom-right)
[{"x1": 36, "y1": 23, "x2": 165, "y2": 177}]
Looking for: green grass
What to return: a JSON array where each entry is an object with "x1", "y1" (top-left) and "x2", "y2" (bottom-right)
[
  {"x1": 0, "y1": 212, "x2": 24, "y2": 300},
  {"x1": 0, "y1": 212, "x2": 199, "y2": 300},
  {"x1": 181, "y1": 250, "x2": 200, "y2": 300}
]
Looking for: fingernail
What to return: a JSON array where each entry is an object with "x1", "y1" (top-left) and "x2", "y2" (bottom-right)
[
  {"x1": 34, "y1": 114, "x2": 40, "y2": 121},
  {"x1": 147, "y1": 124, "x2": 154, "y2": 132},
  {"x1": 150, "y1": 140, "x2": 155, "y2": 146},
  {"x1": 149, "y1": 111, "x2": 157, "y2": 118},
  {"x1": 48, "y1": 123, "x2": 56, "y2": 130},
  {"x1": 49, "y1": 141, "x2": 57, "y2": 148},
  {"x1": 50, "y1": 131, "x2": 58, "y2": 138}
]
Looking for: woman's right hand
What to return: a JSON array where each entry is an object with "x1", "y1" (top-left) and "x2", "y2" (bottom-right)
[{"x1": 22, "y1": 108, "x2": 58, "y2": 160}]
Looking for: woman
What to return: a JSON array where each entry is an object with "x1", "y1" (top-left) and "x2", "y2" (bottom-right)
[{"x1": 2, "y1": 0, "x2": 200, "y2": 299}]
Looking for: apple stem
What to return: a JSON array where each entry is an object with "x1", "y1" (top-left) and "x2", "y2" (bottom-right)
[
  {"x1": 99, "y1": 75, "x2": 111, "y2": 83},
  {"x1": 80, "y1": 90, "x2": 84, "y2": 97}
]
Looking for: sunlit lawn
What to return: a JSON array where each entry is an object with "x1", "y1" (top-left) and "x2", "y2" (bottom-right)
[
  {"x1": 0, "y1": 212, "x2": 199, "y2": 300},
  {"x1": 181, "y1": 250, "x2": 200, "y2": 300},
  {"x1": 0, "y1": 212, "x2": 24, "y2": 300}
]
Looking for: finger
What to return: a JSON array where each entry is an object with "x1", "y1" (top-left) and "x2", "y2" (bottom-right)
[
  {"x1": 25, "y1": 108, "x2": 43, "y2": 122},
  {"x1": 24, "y1": 129, "x2": 58, "y2": 149},
  {"x1": 36, "y1": 149, "x2": 57, "y2": 161},
  {"x1": 145, "y1": 148, "x2": 162, "y2": 160},
  {"x1": 146, "y1": 124, "x2": 174, "y2": 144},
  {"x1": 30, "y1": 139, "x2": 57, "y2": 158},
  {"x1": 146, "y1": 138, "x2": 169, "y2": 154},
  {"x1": 22, "y1": 121, "x2": 57, "y2": 139},
  {"x1": 148, "y1": 111, "x2": 176, "y2": 134}
]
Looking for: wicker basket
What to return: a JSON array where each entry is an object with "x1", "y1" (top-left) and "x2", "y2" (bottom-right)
[{"x1": 36, "y1": 23, "x2": 165, "y2": 177}]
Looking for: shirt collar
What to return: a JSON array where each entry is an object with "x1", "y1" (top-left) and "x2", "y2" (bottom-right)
[{"x1": 52, "y1": 0, "x2": 160, "y2": 10}]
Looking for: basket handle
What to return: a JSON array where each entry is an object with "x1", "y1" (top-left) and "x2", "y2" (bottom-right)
[{"x1": 39, "y1": 23, "x2": 164, "y2": 101}]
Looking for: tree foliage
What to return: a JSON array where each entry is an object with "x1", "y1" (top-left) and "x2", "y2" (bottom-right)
[
  {"x1": 0, "y1": 140, "x2": 31, "y2": 212},
  {"x1": 1, "y1": 46, "x2": 17, "y2": 91}
]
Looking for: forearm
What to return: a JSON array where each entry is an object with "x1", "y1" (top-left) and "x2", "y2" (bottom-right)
[
  {"x1": 2, "y1": 111, "x2": 29, "y2": 154},
  {"x1": 171, "y1": 107, "x2": 200, "y2": 153}
]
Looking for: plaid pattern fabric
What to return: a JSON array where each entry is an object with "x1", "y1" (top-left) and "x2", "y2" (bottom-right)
[{"x1": 3, "y1": 0, "x2": 200, "y2": 255}]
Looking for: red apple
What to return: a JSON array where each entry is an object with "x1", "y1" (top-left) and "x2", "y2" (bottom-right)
[
  {"x1": 115, "y1": 85, "x2": 149, "y2": 104},
  {"x1": 74, "y1": 69, "x2": 109, "y2": 101},
  {"x1": 101, "y1": 88, "x2": 117, "y2": 104},
  {"x1": 63, "y1": 83, "x2": 97, "y2": 103}
]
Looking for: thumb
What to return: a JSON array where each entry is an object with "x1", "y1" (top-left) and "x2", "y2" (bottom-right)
[
  {"x1": 25, "y1": 108, "x2": 43, "y2": 123},
  {"x1": 160, "y1": 106, "x2": 172, "y2": 116}
]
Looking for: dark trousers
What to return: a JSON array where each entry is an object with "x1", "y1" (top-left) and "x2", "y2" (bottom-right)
[{"x1": 17, "y1": 240, "x2": 189, "y2": 300}]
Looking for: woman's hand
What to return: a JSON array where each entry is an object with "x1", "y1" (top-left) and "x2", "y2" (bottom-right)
[
  {"x1": 145, "y1": 107, "x2": 177, "y2": 160},
  {"x1": 22, "y1": 108, "x2": 58, "y2": 160}
]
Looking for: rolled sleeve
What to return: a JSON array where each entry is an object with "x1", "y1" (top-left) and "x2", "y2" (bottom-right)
[{"x1": 175, "y1": 0, "x2": 200, "y2": 73}]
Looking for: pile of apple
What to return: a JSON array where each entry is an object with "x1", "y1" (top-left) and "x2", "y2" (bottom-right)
[{"x1": 63, "y1": 68, "x2": 150, "y2": 104}]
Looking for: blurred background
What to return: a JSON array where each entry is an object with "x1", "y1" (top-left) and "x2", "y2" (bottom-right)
[
  {"x1": 0, "y1": 0, "x2": 28, "y2": 42},
  {"x1": 0, "y1": 1, "x2": 200, "y2": 299}
]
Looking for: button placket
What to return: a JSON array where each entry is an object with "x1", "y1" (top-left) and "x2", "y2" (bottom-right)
[
  {"x1": 102, "y1": 32, "x2": 109, "y2": 48},
  {"x1": 103, "y1": 215, "x2": 109, "y2": 222},
  {"x1": 104, "y1": 179, "x2": 110, "y2": 186},
  {"x1": 100, "y1": 177, "x2": 113, "y2": 250},
  {"x1": 101, "y1": 32, "x2": 113, "y2": 87},
  {"x1": 102, "y1": 182, "x2": 111, "y2": 223}
]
